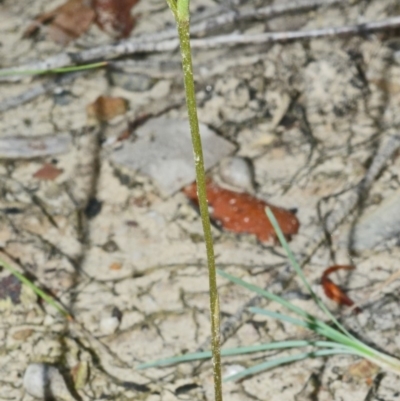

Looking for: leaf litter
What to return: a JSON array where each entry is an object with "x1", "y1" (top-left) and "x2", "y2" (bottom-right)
[
  {"x1": 24, "y1": 0, "x2": 140, "y2": 44},
  {"x1": 183, "y1": 180, "x2": 299, "y2": 243},
  {"x1": 321, "y1": 265, "x2": 361, "y2": 313}
]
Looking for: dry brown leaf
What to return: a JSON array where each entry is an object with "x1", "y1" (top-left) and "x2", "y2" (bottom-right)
[
  {"x1": 86, "y1": 96, "x2": 127, "y2": 122},
  {"x1": 347, "y1": 359, "x2": 379, "y2": 381},
  {"x1": 24, "y1": 0, "x2": 95, "y2": 45},
  {"x1": 321, "y1": 265, "x2": 360, "y2": 313},
  {"x1": 33, "y1": 163, "x2": 63, "y2": 181},
  {"x1": 93, "y1": 0, "x2": 139, "y2": 38}
]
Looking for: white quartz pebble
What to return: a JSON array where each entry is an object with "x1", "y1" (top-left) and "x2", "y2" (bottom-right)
[
  {"x1": 23, "y1": 363, "x2": 76, "y2": 401},
  {"x1": 99, "y1": 315, "x2": 120, "y2": 335},
  {"x1": 219, "y1": 156, "x2": 255, "y2": 192}
]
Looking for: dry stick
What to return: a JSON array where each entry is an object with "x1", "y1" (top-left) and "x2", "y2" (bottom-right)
[
  {"x1": 197, "y1": 132, "x2": 400, "y2": 352},
  {"x1": 2, "y1": 16, "x2": 399, "y2": 81},
  {"x1": 0, "y1": 71, "x2": 87, "y2": 113},
  {"x1": 189, "y1": 0, "x2": 345, "y2": 36}
]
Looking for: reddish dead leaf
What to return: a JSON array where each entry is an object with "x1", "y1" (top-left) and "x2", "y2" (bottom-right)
[
  {"x1": 33, "y1": 163, "x2": 63, "y2": 181},
  {"x1": 183, "y1": 180, "x2": 299, "y2": 243},
  {"x1": 93, "y1": 0, "x2": 139, "y2": 38},
  {"x1": 86, "y1": 96, "x2": 127, "y2": 122},
  {"x1": 24, "y1": 0, "x2": 95, "y2": 45},
  {"x1": 321, "y1": 265, "x2": 361, "y2": 313}
]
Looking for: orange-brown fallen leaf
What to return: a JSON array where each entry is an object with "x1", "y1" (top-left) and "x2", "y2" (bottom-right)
[
  {"x1": 86, "y1": 96, "x2": 127, "y2": 122},
  {"x1": 183, "y1": 180, "x2": 299, "y2": 243},
  {"x1": 23, "y1": 0, "x2": 95, "y2": 45},
  {"x1": 321, "y1": 265, "x2": 361, "y2": 313},
  {"x1": 93, "y1": 0, "x2": 139, "y2": 38},
  {"x1": 33, "y1": 163, "x2": 63, "y2": 180},
  {"x1": 24, "y1": 0, "x2": 140, "y2": 43}
]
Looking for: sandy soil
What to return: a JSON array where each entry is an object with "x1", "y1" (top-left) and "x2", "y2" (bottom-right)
[{"x1": 1, "y1": 0, "x2": 400, "y2": 400}]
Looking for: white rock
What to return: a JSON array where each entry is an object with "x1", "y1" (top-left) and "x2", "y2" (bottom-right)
[
  {"x1": 342, "y1": 189, "x2": 400, "y2": 251},
  {"x1": 23, "y1": 363, "x2": 76, "y2": 401},
  {"x1": 0, "y1": 134, "x2": 71, "y2": 159},
  {"x1": 223, "y1": 364, "x2": 246, "y2": 380},
  {"x1": 219, "y1": 156, "x2": 255, "y2": 192},
  {"x1": 99, "y1": 316, "x2": 120, "y2": 335},
  {"x1": 111, "y1": 118, "x2": 235, "y2": 196}
]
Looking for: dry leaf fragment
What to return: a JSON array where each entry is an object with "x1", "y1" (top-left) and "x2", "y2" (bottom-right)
[
  {"x1": 24, "y1": 0, "x2": 95, "y2": 45},
  {"x1": 86, "y1": 96, "x2": 127, "y2": 122},
  {"x1": 183, "y1": 180, "x2": 299, "y2": 243},
  {"x1": 109, "y1": 262, "x2": 122, "y2": 271},
  {"x1": 33, "y1": 163, "x2": 63, "y2": 180},
  {"x1": 347, "y1": 359, "x2": 379, "y2": 380},
  {"x1": 321, "y1": 265, "x2": 360, "y2": 313},
  {"x1": 93, "y1": 0, "x2": 139, "y2": 38}
]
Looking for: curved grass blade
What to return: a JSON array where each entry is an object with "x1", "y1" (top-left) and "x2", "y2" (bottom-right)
[
  {"x1": 249, "y1": 307, "x2": 361, "y2": 351},
  {"x1": 224, "y1": 348, "x2": 358, "y2": 382},
  {"x1": 217, "y1": 269, "x2": 314, "y2": 321}
]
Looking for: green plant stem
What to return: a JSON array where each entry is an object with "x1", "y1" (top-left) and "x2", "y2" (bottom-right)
[{"x1": 171, "y1": 1, "x2": 223, "y2": 400}]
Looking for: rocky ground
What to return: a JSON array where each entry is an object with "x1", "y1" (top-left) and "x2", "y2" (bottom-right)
[{"x1": 1, "y1": 0, "x2": 400, "y2": 400}]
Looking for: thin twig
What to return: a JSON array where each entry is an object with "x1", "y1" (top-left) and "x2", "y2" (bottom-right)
[
  {"x1": 2, "y1": 16, "x2": 399, "y2": 81},
  {"x1": 189, "y1": 0, "x2": 345, "y2": 37},
  {"x1": 0, "y1": 71, "x2": 85, "y2": 113}
]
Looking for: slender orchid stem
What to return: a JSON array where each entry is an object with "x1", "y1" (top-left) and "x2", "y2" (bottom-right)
[{"x1": 166, "y1": 1, "x2": 223, "y2": 400}]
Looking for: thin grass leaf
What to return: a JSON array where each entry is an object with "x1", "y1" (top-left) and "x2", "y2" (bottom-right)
[
  {"x1": 224, "y1": 348, "x2": 358, "y2": 382},
  {"x1": 265, "y1": 207, "x2": 353, "y2": 338},
  {"x1": 136, "y1": 340, "x2": 346, "y2": 370},
  {"x1": 217, "y1": 269, "x2": 314, "y2": 321},
  {"x1": 249, "y1": 307, "x2": 361, "y2": 352},
  {"x1": 0, "y1": 62, "x2": 107, "y2": 77},
  {"x1": 0, "y1": 256, "x2": 71, "y2": 319}
]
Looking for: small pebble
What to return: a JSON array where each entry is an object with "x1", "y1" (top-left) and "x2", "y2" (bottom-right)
[
  {"x1": 342, "y1": 189, "x2": 400, "y2": 251},
  {"x1": 223, "y1": 364, "x2": 245, "y2": 379},
  {"x1": 99, "y1": 315, "x2": 120, "y2": 335},
  {"x1": 219, "y1": 156, "x2": 255, "y2": 192},
  {"x1": 23, "y1": 363, "x2": 76, "y2": 401}
]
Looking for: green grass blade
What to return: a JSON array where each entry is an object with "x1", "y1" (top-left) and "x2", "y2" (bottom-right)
[
  {"x1": 0, "y1": 256, "x2": 71, "y2": 318},
  {"x1": 0, "y1": 62, "x2": 107, "y2": 77},
  {"x1": 217, "y1": 269, "x2": 315, "y2": 321},
  {"x1": 136, "y1": 340, "x2": 348, "y2": 370},
  {"x1": 249, "y1": 307, "x2": 361, "y2": 350},
  {"x1": 265, "y1": 207, "x2": 353, "y2": 338},
  {"x1": 223, "y1": 348, "x2": 357, "y2": 382}
]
